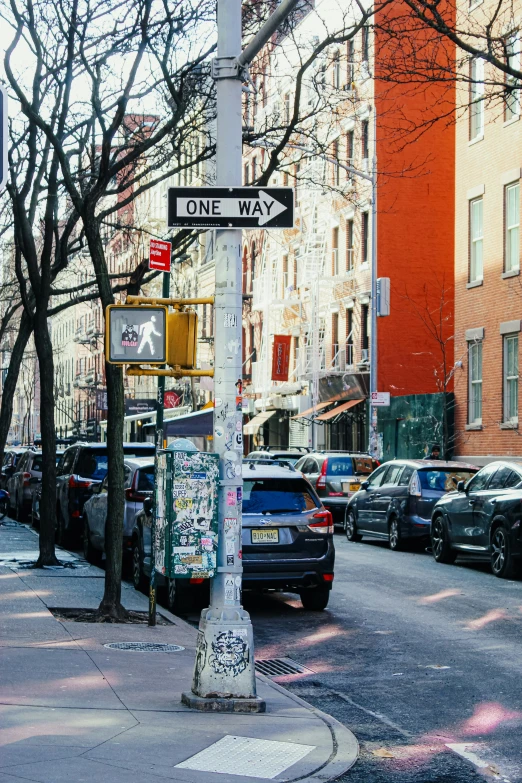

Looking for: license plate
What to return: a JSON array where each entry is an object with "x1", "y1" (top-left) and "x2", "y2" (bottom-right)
[
  {"x1": 343, "y1": 482, "x2": 360, "y2": 493},
  {"x1": 251, "y1": 529, "x2": 279, "y2": 544}
]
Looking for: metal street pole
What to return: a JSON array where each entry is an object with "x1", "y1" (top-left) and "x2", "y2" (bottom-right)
[
  {"x1": 368, "y1": 108, "x2": 378, "y2": 458},
  {"x1": 186, "y1": 0, "x2": 260, "y2": 707},
  {"x1": 149, "y1": 270, "x2": 170, "y2": 627}
]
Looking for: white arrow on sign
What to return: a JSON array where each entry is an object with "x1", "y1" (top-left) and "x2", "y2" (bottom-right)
[{"x1": 176, "y1": 190, "x2": 288, "y2": 226}]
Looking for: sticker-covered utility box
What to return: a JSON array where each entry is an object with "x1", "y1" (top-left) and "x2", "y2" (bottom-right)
[{"x1": 154, "y1": 448, "x2": 219, "y2": 579}]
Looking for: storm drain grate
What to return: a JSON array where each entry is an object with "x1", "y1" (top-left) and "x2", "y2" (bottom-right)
[
  {"x1": 255, "y1": 657, "x2": 314, "y2": 677},
  {"x1": 104, "y1": 642, "x2": 185, "y2": 653}
]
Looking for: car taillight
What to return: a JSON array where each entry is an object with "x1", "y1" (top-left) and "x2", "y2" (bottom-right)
[
  {"x1": 409, "y1": 472, "x2": 422, "y2": 497},
  {"x1": 322, "y1": 573, "x2": 334, "y2": 582},
  {"x1": 190, "y1": 577, "x2": 205, "y2": 584},
  {"x1": 307, "y1": 510, "x2": 334, "y2": 534},
  {"x1": 22, "y1": 472, "x2": 31, "y2": 486},
  {"x1": 316, "y1": 459, "x2": 328, "y2": 489},
  {"x1": 69, "y1": 475, "x2": 93, "y2": 489},
  {"x1": 125, "y1": 488, "x2": 146, "y2": 502}
]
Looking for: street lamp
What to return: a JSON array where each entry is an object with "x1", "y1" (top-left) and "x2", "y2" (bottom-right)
[{"x1": 250, "y1": 127, "x2": 379, "y2": 456}]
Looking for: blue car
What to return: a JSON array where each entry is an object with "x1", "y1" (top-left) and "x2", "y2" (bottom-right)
[{"x1": 344, "y1": 459, "x2": 477, "y2": 550}]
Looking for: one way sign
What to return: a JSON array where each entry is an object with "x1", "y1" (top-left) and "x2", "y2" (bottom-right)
[{"x1": 168, "y1": 187, "x2": 294, "y2": 229}]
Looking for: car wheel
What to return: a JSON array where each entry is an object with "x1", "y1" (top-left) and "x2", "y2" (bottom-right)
[
  {"x1": 491, "y1": 524, "x2": 519, "y2": 579},
  {"x1": 300, "y1": 587, "x2": 330, "y2": 611},
  {"x1": 388, "y1": 517, "x2": 403, "y2": 551},
  {"x1": 30, "y1": 503, "x2": 38, "y2": 529},
  {"x1": 160, "y1": 578, "x2": 195, "y2": 614},
  {"x1": 345, "y1": 508, "x2": 362, "y2": 542},
  {"x1": 431, "y1": 515, "x2": 457, "y2": 564},
  {"x1": 132, "y1": 539, "x2": 147, "y2": 592},
  {"x1": 82, "y1": 517, "x2": 101, "y2": 565}
]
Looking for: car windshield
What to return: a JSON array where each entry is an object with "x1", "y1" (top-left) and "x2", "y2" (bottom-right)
[
  {"x1": 32, "y1": 456, "x2": 43, "y2": 471},
  {"x1": 242, "y1": 478, "x2": 319, "y2": 514},
  {"x1": 76, "y1": 451, "x2": 109, "y2": 480},
  {"x1": 137, "y1": 466, "x2": 155, "y2": 492},
  {"x1": 418, "y1": 469, "x2": 476, "y2": 492},
  {"x1": 274, "y1": 455, "x2": 301, "y2": 465},
  {"x1": 123, "y1": 446, "x2": 155, "y2": 457}
]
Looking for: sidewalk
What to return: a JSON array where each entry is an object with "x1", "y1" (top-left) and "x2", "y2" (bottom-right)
[{"x1": 0, "y1": 520, "x2": 358, "y2": 783}]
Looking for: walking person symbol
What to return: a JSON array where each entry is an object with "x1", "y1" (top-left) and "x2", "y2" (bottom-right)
[{"x1": 137, "y1": 316, "x2": 161, "y2": 355}]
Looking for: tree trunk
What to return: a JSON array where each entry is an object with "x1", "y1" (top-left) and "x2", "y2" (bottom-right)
[
  {"x1": 0, "y1": 311, "x2": 33, "y2": 466},
  {"x1": 97, "y1": 360, "x2": 126, "y2": 619},
  {"x1": 33, "y1": 302, "x2": 59, "y2": 567},
  {"x1": 86, "y1": 223, "x2": 127, "y2": 620}
]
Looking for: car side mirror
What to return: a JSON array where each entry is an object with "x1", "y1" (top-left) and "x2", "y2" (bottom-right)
[
  {"x1": 360, "y1": 480, "x2": 369, "y2": 491},
  {"x1": 143, "y1": 497, "x2": 153, "y2": 516},
  {"x1": 457, "y1": 480, "x2": 466, "y2": 493},
  {"x1": 92, "y1": 483, "x2": 102, "y2": 495}
]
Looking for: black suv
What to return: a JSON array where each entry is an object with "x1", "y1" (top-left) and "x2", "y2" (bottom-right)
[
  {"x1": 55, "y1": 442, "x2": 155, "y2": 543},
  {"x1": 294, "y1": 451, "x2": 380, "y2": 526}
]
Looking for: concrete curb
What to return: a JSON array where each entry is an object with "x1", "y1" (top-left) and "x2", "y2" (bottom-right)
[{"x1": 256, "y1": 673, "x2": 359, "y2": 782}]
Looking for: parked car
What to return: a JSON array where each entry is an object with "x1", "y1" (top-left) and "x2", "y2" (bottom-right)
[
  {"x1": 294, "y1": 451, "x2": 380, "y2": 526},
  {"x1": 246, "y1": 448, "x2": 308, "y2": 466},
  {"x1": 0, "y1": 449, "x2": 27, "y2": 491},
  {"x1": 7, "y1": 449, "x2": 43, "y2": 520},
  {"x1": 55, "y1": 442, "x2": 155, "y2": 543},
  {"x1": 431, "y1": 460, "x2": 522, "y2": 578},
  {"x1": 345, "y1": 459, "x2": 477, "y2": 549},
  {"x1": 82, "y1": 457, "x2": 155, "y2": 563},
  {"x1": 131, "y1": 463, "x2": 335, "y2": 612}
]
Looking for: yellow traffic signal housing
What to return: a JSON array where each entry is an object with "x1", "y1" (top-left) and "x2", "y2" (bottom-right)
[{"x1": 167, "y1": 310, "x2": 198, "y2": 369}]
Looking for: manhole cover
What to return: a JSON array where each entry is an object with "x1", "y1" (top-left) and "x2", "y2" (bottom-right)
[
  {"x1": 104, "y1": 642, "x2": 185, "y2": 652},
  {"x1": 255, "y1": 657, "x2": 314, "y2": 677}
]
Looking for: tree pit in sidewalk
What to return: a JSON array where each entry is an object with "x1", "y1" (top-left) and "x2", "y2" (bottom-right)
[{"x1": 49, "y1": 607, "x2": 174, "y2": 625}]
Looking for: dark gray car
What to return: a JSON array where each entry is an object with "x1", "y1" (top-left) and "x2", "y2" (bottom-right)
[
  {"x1": 131, "y1": 463, "x2": 335, "y2": 613},
  {"x1": 345, "y1": 459, "x2": 477, "y2": 550}
]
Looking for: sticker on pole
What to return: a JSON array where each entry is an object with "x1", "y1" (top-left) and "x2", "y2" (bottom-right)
[
  {"x1": 149, "y1": 238, "x2": 172, "y2": 272},
  {"x1": 371, "y1": 391, "x2": 390, "y2": 407},
  {"x1": 168, "y1": 187, "x2": 294, "y2": 229},
  {"x1": 105, "y1": 305, "x2": 167, "y2": 365}
]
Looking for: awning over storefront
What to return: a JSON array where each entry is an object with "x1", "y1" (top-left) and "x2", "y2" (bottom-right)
[
  {"x1": 290, "y1": 401, "x2": 332, "y2": 420},
  {"x1": 316, "y1": 398, "x2": 364, "y2": 421},
  {"x1": 161, "y1": 409, "x2": 213, "y2": 437},
  {"x1": 243, "y1": 409, "x2": 276, "y2": 435}
]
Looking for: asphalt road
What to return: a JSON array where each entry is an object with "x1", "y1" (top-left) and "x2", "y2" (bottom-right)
[{"x1": 237, "y1": 534, "x2": 522, "y2": 783}]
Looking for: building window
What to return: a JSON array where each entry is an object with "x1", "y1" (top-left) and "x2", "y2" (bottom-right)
[
  {"x1": 361, "y1": 304, "x2": 369, "y2": 356},
  {"x1": 332, "y1": 312, "x2": 339, "y2": 367},
  {"x1": 362, "y1": 119, "x2": 369, "y2": 160},
  {"x1": 504, "y1": 334, "x2": 519, "y2": 422},
  {"x1": 362, "y1": 212, "x2": 369, "y2": 265},
  {"x1": 505, "y1": 182, "x2": 520, "y2": 271},
  {"x1": 470, "y1": 57, "x2": 485, "y2": 140},
  {"x1": 244, "y1": 162, "x2": 250, "y2": 185},
  {"x1": 293, "y1": 254, "x2": 298, "y2": 289},
  {"x1": 468, "y1": 341, "x2": 483, "y2": 424},
  {"x1": 332, "y1": 227, "x2": 339, "y2": 275},
  {"x1": 346, "y1": 130, "x2": 354, "y2": 181},
  {"x1": 505, "y1": 32, "x2": 521, "y2": 121},
  {"x1": 284, "y1": 93, "x2": 291, "y2": 124},
  {"x1": 361, "y1": 26, "x2": 369, "y2": 64},
  {"x1": 346, "y1": 308, "x2": 354, "y2": 366},
  {"x1": 331, "y1": 139, "x2": 340, "y2": 186},
  {"x1": 282, "y1": 254, "x2": 289, "y2": 296},
  {"x1": 347, "y1": 39, "x2": 355, "y2": 85},
  {"x1": 332, "y1": 51, "x2": 341, "y2": 89},
  {"x1": 469, "y1": 196, "x2": 483, "y2": 282},
  {"x1": 346, "y1": 219, "x2": 354, "y2": 270},
  {"x1": 252, "y1": 157, "x2": 257, "y2": 182}
]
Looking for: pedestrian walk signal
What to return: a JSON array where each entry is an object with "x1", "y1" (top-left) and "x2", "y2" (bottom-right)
[{"x1": 105, "y1": 305, "x2": 167, "y2": 365}]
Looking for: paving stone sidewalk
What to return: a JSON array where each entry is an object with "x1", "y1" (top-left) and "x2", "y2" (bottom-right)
[{"x1": 0, "y1": 520, "x2": 358, "y2": 783}]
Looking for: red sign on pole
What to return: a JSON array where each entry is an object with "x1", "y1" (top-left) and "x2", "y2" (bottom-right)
[
  {"x1": 271, "y1": 335, "x2": 292, "y2": 382},
  {"x1": 149, "y1": 238, "x2": 172, "y2": 272},
  {"x1": 164, "y1": 391, "x2": 180, "y2": 409}
]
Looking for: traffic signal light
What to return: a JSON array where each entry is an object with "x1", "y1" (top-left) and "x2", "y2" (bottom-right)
[
  {"x1": 167, "y1": 310, "x2": 198, "y2": 369},
  {"x1": 105, "y1": 305, "x2": 168, "y2": 365}
]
